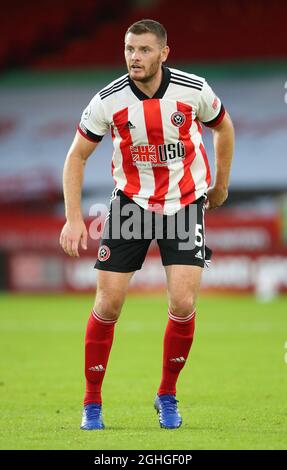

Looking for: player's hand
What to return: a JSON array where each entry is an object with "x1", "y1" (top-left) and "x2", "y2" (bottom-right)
[
  {"x1": 205, "y1": 186, "x2": 228, "y2": 210},
  {"x1": 59, "y1": 219, "x2": 88, "y2": 257}
]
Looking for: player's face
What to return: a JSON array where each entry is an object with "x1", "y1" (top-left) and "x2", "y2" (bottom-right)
[{"x1": 125, "y1": 32, "x2": 169, "y2": 83}]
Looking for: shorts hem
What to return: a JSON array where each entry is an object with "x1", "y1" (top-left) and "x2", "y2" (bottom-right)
[
  {"x1": 95, "y1": 263, "x2": 142, "y2": 273},
  {"x1": 162, "y1": 259, "x2": 205, "y2": 268}
]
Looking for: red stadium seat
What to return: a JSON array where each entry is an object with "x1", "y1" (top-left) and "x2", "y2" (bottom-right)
[{"x1": 3, "y1": 0, "x2": 286, "y2": 70}]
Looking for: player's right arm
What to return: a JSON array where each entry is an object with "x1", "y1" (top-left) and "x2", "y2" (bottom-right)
[{"x1": 60, "y1": 131, "x2": 99, "y2": 257}]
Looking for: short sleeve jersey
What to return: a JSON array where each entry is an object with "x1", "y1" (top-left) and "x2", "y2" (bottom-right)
[{"x1": 78, "y1": 66, "x2": 225, "y2": 215}]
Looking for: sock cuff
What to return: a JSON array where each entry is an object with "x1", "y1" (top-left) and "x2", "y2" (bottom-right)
[
  {"x1": 168, "y1": 309, "x2": 195, "y2": 323},
  {"x1": 92, "y1": 309, "x2": 118, "y2": 325}
]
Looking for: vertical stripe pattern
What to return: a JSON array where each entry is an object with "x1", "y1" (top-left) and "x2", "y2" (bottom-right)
[
  {"x1": 113, "y1": 107, "x2": 141, "y2": 197},
  {"x1": 177, "y1": 101, "x2": 196, "y2": 206},
  {"x1": 143, "y1": 99, "x2": 169, "y2": 212},
  {"x1": 199, "y1": 143, "x2": 211, "y2": 187}
]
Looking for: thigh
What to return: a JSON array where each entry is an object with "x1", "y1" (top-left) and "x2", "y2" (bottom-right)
[
  {"x1": 96, "y1": 269, "x2": 134, "y2": 300},
  {"x1": 165, "y1": 264, "x2": 203, "y2": 313},
  {"x1": 94, "y1": 270, "x2": 134, "y2": 318}
]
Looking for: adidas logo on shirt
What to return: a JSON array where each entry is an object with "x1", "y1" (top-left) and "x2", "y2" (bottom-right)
[{"x1": 125, "y1": 121, "x2": 136, "y2": 129}]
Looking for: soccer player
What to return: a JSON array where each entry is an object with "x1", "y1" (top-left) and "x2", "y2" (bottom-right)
[{"x1": 60, "y1": 19, "x2": 234, "y2": 430}]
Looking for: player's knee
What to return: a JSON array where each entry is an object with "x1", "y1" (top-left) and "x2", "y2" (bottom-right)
[
  {"x1": 94, "y1": 295, "x2": 123, "y2": 321},
  {"x1": 169, "y1": 297, "x2": 196, "y2": 318}
]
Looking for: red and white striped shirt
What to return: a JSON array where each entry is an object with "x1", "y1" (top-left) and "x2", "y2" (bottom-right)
[{"x1": 78, "y1": 66, "x2": 225, "y2": 215}]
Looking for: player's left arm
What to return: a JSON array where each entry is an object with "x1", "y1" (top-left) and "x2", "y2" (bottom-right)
[{"x1": 206, "y1": 111, "x2": 234, "y2": 210}]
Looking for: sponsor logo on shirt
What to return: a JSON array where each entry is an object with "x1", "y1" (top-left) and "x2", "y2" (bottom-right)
[{"x1": 130, "y1": 141, "x2": 185, "y2": 167}]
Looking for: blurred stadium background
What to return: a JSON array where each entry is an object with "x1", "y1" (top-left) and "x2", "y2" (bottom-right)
[
  {"x1": 1, "y1": 0, "x2": 287, "y2": 450},
  {"x1": 0, "y1": 0, "x2": 287, "y2": 297}
]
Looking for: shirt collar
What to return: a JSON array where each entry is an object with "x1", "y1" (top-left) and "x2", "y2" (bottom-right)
[{"x1": 128, "y1": 66, "x2": 171, "y2": 101}]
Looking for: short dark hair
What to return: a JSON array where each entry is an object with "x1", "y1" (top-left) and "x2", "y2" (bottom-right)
[{"x1": 125, "y1": 19, "x2": 167, "y2": 47}]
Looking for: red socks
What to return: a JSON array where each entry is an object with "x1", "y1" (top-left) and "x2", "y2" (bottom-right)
[
  {"x1": 158, "y1": 309, "x2": 195, "y2": 396},
  {"x1": 84, "y1": 309, "x2": 116, "y2": 406},
  {"x1": 84, "y1": 308, "x2": 195, "y2": 404}
]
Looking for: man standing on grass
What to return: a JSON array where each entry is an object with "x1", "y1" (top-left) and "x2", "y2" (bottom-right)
[{"x1": 60, "y1": 19, "x2": 234, "y2": 430}]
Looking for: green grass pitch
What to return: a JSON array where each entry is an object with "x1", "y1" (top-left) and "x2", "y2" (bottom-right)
[{"x1": 0, "y1": 293, "x2": 287, "y2": 450}]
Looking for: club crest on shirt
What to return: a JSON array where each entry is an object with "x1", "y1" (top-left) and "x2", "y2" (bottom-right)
[
  {"x1": 98, "y1": 245, "x2": 111, "y2": 262},
  {"x1": 171, "y1": 111, "x2": 186, "y2": 127}
]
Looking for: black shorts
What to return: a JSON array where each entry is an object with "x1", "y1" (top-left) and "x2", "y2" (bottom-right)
[{"x1": 95, "y1": 189, "x2": 212, "y2": 273}]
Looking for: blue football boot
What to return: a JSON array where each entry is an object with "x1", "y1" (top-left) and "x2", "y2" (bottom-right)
[
  {"x1": 80, "y1": 403, "x2": 105, "y2": 430},
  {"x1": 154, "y1": 394, "x2": 182, "y2": 429}
]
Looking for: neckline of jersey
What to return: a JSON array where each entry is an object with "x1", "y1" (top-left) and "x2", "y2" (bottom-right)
[{"x1": 128, "y1": 66, "x2": 171, "y2": 101}]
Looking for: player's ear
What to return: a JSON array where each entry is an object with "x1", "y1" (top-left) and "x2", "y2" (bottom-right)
[{"x1": 161, "y1": 45, "x2": 170, "y2": 63}]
